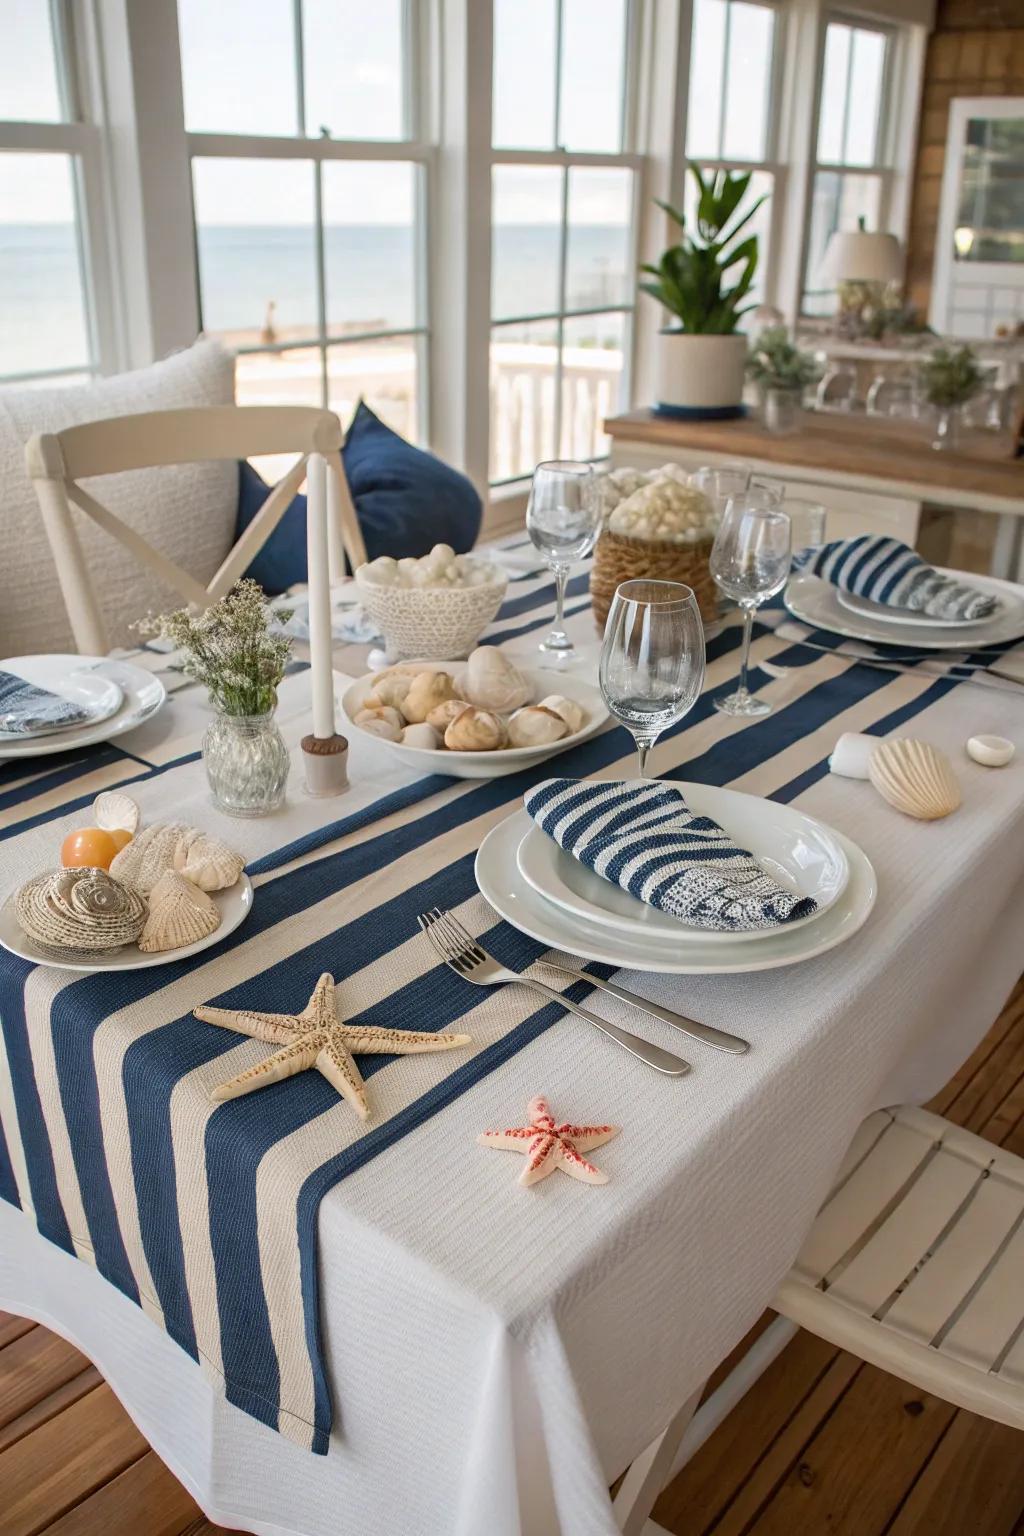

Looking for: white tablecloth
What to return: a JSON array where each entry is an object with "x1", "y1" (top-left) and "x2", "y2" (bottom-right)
[{"x1": 2, "y1": 571, "x2": 1024, "y2": 1536}]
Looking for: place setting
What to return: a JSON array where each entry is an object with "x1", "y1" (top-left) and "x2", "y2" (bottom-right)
[{"x1": 0, "y1": 652, "x2": 167, "y2": 760}]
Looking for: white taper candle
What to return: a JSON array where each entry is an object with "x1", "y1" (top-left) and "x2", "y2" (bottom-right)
[{"x1": 305, "y1": 452, "x2": 336, "y2": 740}]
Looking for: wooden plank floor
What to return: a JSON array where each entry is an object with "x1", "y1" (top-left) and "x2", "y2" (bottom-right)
[{"x1": 2, "y1": 978, "x2": 1023, "y2": 1536}]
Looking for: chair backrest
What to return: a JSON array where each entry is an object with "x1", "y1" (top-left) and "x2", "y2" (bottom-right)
[{"x1": 25, "y1": 405, "x2": 368, "y2": 654}]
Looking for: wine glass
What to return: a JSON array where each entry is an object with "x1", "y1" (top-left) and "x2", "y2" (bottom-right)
[
  {"x1": 688, "y1": 463, "x2": 751, "y2": 519},
  {"x1": 526, "y1": 460, "x2": 601, "y2": 663},
  {"x1": 710, "y1": 498, "x2": 791, "y2": 719},
  {"x1": 599, "y1": 580, "x2": 706, "y2": 778}
]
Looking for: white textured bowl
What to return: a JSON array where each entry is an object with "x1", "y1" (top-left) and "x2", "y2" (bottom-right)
[
  {"x1": 341, "y1": 664, "x2": 608, "y2": 779},
  {"x1": 354, "y1": 564, "x2": 508, "y2": 662}
]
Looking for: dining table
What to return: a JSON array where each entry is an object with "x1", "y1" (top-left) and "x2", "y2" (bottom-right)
[{"x1": 2, "y1": 536, "x2": 1024, "y2": 1536}]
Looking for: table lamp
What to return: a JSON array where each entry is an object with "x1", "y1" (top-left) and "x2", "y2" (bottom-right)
[{"x1": 821, "y1": 220, "x2": 903, "y2": 333}]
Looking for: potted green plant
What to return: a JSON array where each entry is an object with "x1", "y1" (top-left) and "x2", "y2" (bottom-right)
[
  {"x1": 141, "y1": 579, "x2": 294, "y2": 817},
  {"x1": 746, "y1": 326, "x2": 822, "y2": 435},
  {"x1": 640, "y1": 167, "x2": 766, "y2": 417},
  {"x1": 918, "y1": 344, "x2": 984, "y2": 451}
]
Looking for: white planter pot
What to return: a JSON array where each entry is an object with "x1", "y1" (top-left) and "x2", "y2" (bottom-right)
[{"x1": 655, "y1": 331, "x2": 748, "y2": 417}]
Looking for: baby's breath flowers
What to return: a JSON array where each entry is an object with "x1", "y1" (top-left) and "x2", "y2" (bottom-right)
[{"x1": 139, "y1": 580, "x2": 293, "y2": 717}]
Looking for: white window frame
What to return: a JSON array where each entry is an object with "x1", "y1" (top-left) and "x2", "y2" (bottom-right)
[
  {"x1": 799, "y1": 11, "x2": 897, "y2": 317},
  {"x1": 487, "y1": 0, "x2": 645, "y2": 486},
  {"x1": 0, "y1": 0, "x2": 122, "y2": 383},
  {"x1": 183, "y1": 0, "x2": 432, "y2": 446},
  {"x1": 681, "y1": 0, "x2": 786, "y2": 311}
]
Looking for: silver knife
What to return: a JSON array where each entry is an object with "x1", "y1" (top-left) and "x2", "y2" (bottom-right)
[
  {"x1": 771, "y1": 634, "x2": 1024, "y2": 698},
  {"x1": 540, "y1": 961, "x2": 750, "y2": 1054}
]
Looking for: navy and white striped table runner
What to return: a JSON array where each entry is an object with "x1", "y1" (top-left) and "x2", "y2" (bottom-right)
[{"x1": 0, "y1": 537, "x2": 1000, "y2": 1453}]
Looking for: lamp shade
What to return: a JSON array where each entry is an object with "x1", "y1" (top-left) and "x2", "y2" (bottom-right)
[{"x1": 821, "y1": 230, "x2": 903, "y2": 284}]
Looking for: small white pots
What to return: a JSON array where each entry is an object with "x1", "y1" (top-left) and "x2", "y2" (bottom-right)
[{"x1": 655, "y1": 331, "x2": 748, "y2": 417}]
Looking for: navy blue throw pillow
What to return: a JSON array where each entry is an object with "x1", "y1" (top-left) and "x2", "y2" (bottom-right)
[{"x1": 235, "y1": 401, "x2": 483, "y2": 595}]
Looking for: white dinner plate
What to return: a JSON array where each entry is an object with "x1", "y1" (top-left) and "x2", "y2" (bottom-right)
[
  {"x1": 476, "y1": 808, "x2": 876, "y2": 975},
  {"x1": 0, "y1": 666, "x2": 124, "y2": 740},
  {"x1": 785, "y1": 570, "x2": 1024, "y2": 652},
  {"x1": 0, "y1": 874, "x2": 254, "y2": 972},
  {"x1": 515, "y1": 783, "x2": 849, "y2": 944},
  {"x1": 836, "y1": 587, "x2": 996, "y2": 628},
  {"x1": 0, "y1": 657, "x2": 167, "y2": 760},
  {"x1": 340, "y1": 662, "x2": 608, "y2": 779}
]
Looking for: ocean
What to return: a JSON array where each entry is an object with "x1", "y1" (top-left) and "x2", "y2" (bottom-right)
[{"x1": 0, "y1": 222, "x2": 631, "y2": 377}]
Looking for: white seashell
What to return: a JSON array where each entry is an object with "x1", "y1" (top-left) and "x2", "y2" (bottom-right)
[
  {"x1": 465, "y1": 647, "x2": 531, "y2": 712},
  {"x1": 109, "y1": 823, "x2": 189, "y2": 894},
  {"x1": 15, "y1": 867, "x2": 146, "y2": 953},
  {"x1": 966, "y1": 734, "x2": 1014, "y2": 768},
  {"x1": 403, "y1": 670, "x2": 462, "y2": 723},
  {"x1": 444, "y1": 707, "x2": 507, "y2": 752},
  {"x1": 426, "y1": 698, "x2": 469, "y2": 733},
  {"x1": 172, "y1": 830, "x2": 244, "y2": 892},
  {"x1": 358, "y1": 717, "x2": 403, "y2": 742},
  {"x1": 829, "y1": 732, "x2": 877, "y2": 781},
  {"x1": 868, "y1": 738, "x2": 961, "y2": 820},
  {"x1": 537, "y1": 694, "x2": 586, "y2": 736},
  {"x1": 93, "y1": 790, "x2": 140, "y2": 834},
  {"x1": 401, "y1": 723, "x2": 441, "y2": 749},
  {"x1": 355, "y1": 705, "x2": 404, "y2": 730},
  {"x1": 507, "y1": 705, "x2": 569, "y2": 748},
  {"x1": 363, "y1": 676, "x2": 413, "y2": 714},
  {"x1": 138, "y1": 870, "x2": 221, "y2": 953}
]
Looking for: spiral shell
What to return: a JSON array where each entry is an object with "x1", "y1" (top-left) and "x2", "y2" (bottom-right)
[
  {"x1": 868, "y1": 738, "x2": 961, "y2": 821},
  {"x1": 15, "y1": 868, "x2": 146, "y2": 953},
  {"x1": 93, "y1": 790, "x2": 140, "y2": 834},
  {"x1": 138, "y1": 871, "x2": 221, "y2": 953}
]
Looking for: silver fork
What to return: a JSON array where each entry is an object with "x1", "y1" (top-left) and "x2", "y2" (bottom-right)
[{"x1": 418, "y1": 908, "x2": 691, "y2": 1076}]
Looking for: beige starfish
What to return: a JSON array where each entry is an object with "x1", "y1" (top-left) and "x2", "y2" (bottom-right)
[{"x1": 195, "y1": 972, "x2": 471, "y2": 1121}]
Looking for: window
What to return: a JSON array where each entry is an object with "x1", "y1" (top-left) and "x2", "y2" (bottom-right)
[
  {"x1": 684, "y1": 0, "x2": 778, "y2": 311},
  {"x1": 178, "y1": 0, "x2": 425, "y2": 445},
  {"x1": 0, "y1": 0, "x2": 98, "y2": 384},
  {"x1": 489, "y1": 0, "x2": 638, "y2": 483},
  {"x1": 802, "y1": 18, "x2": 891, "y2": 316}
]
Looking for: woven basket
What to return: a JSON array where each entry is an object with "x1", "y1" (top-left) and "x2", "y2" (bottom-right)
[{"x1": 590, "y1": 529, "x2": 719, "y2": 631}]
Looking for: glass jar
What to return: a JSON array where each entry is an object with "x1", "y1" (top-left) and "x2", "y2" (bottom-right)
[
  {"x1": 202, "y1": 709, "x2": 290, "y2": 817},
  {"x1": 930, "y1": 404, "x2": 960, "y2": 453},
  {"x1": 763, "y1": 386, "x2": 801, "y2": 436}
]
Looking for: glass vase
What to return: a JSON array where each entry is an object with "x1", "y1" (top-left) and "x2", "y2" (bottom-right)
[
  {"x1": 202, "y1": 708, "x2": 290, "y2": 818},
  {"x1": 763, "y1": 386, "x2": 801, "y2": 436},
  {"x1": 930, "y1": 404, "x2": 960, "y2": 452}
]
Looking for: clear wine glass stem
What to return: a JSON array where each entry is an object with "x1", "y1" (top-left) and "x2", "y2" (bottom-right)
[
  {"x1": 552, "y1": 564, "x2": 568, "y2": 641},
  {"x1": 737, "y1": 603, "x2": 756, "y2": 696},
  {"x1": 635, "y1": 738, "x2": 652, "y2": 778}
]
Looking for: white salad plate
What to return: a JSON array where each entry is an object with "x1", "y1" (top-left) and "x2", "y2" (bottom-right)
[
  {"x1": 0, "y1": 874, "x2": 253, "y2": 972},
  {"x1": 0, "y1": 657, "x2": 167, "y2": 760},
  {"x1": 341, "y1": 662, "x2": 608, "y2": 779},
  {"x1": 515, "y1": 782, "x2": 849, "y2": 945},
  {"x1": 785, "y1": 570, "x2": 1024, "y2": 652},
  {"x1": 0, "y1": 667, "x2": 123, "y2": 740},
  {"x1": 836, "y1": 587, "x2": 996, "y2": 629},
  {"x1": 476, "y1": 807, "x2": 876, "y2": 975}
]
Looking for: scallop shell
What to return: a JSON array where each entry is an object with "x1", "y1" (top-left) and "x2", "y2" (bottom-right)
[
  {"x1": 507, "y1": 705, "x2": 569, "y2": 748},
  {"x1": 172, "y1": 831, "x2": 244, "y2": 893},
  {"x1": 109, "y1": 822, "x2": 188, "y2": 894},
  {"x1": 868, "y1": 738, "x2": 961, "y2": 820},
  {"x1": 15, "y1": 867, "x2": 146, "y2": 953},
  {"x1": 138, "y1": 870, "x2": 221, "y2": 953},
  {"x1": 93, "y1": 790, "x2": 140, "y2": 834},
  {"x1": 464, "y1": 647, "x2": 531, "y2": 712}
]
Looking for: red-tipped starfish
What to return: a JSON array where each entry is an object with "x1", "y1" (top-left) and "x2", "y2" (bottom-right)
[{"x1": 478, "y1": 1095, "x2": 619, "y2": 1186}]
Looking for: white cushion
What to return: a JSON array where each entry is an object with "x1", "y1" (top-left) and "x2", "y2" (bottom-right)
[{"x1": 0, "y1": 339, "x2": 237, "y2": 656}]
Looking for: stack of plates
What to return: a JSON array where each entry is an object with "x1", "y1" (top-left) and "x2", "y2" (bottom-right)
[
  {"x1": 785, "y1": 568, "x2": 1024, "y2": 652},
  {"x1": 475, "y1": 783, "x2": 877, "y2": 974},
  {"x1": 0, "y1": 656, "x2": 167, "y2": 760}
]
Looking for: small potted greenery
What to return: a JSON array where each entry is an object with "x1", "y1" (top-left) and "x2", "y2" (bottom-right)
[
  {"x1": 141, "y1": 579, "x2": 294, "y2": 817},
  {"x1": 918, "y1": 344, "x2": 984, "y2": 451},
  {"x1": 746, "y1": 326, "x2": 822, "y2": 435},
  {"x1": 640, "y1": 167, "x2": 766, "y2": 417}
]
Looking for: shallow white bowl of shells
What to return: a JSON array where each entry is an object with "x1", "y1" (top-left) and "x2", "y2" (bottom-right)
[
  {"x1": 355, "y1": 550, "x2": 509, "y2": 663},
  {"x1": 340, "y1": 648, "x2": 608, "y2": 779}
]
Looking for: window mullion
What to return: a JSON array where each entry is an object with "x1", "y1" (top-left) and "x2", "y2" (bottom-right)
[
  {"x1": 553, "y1": 163, "x2": 570, "y2": 457},
  {"x1": 313, "y1": 160, "x2": 328, "y2": 407},
  {"x1": 293, "y1": 0, "x2": 306, "y2": 137},
  {"x1": 717, "y1": 1, "x2": 732, "y2": 161},
  {"x1": 553, "y1": 0, "x2": 565, "y2": 150}
]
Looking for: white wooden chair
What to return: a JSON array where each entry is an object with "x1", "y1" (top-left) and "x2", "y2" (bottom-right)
[
  {"x1": 774, "y1": 1103, "x2": 1024, "y2": 1430},
  {"x1": 615, "y1": 1104, "x2": 1024, "y2": 1535},
  {"x1": 25, "y1": 405, "x2": 368, "y2": 654}
]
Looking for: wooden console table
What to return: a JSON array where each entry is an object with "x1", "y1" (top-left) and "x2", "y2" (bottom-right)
[{"x1": 604, "y1": 410, "x2": 1024, "y2": 575}]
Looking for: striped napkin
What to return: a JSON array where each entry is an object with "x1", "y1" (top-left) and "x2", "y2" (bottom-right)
[
  {"x1": 793, "y1": 535, "x2": 999, "y2": 621},
  {"x1": 525, "y1": 778, "x2": 817, "y2": 933},
  {"x1": 0, "y1": 670, "x2": 91, "y2": 736}
]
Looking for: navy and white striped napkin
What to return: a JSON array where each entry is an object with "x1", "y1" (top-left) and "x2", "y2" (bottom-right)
[
  {"x1": 525, "y1": 778, "x2": 817, "y2": 932},
  {"x1": 793, "y1": 535, "x2": 999, "y2": 622},
  {"x1": 0, "y1": 670, "x2": 91, "y2": 736}
]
